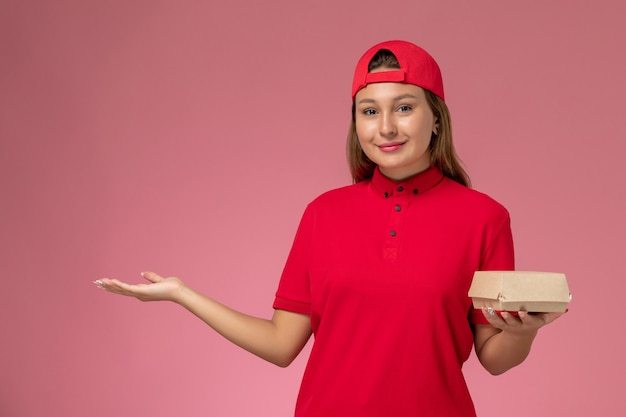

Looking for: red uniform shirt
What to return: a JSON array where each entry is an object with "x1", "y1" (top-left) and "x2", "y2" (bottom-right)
[{"x1": 273, "y1": 166, "x2": 514, "y2": 416}]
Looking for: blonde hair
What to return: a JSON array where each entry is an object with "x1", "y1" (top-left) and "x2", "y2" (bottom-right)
[{"x1": 346, "y1": 50, "x2": 470, "y2": 187}]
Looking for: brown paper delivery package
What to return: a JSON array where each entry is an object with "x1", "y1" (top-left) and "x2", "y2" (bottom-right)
[{"x1": 468, "y1": 271, "x2": 571, "y2": 313}]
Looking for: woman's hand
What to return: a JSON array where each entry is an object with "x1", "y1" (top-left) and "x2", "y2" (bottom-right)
[
  {"x1": 474, "y1": 308, "x2": 567, "y2": 375},
  {"x1": 95, "y1": 271, "x2": 312, "y2": 366},
  {"x1": 94, "y1": 271, "x2": 184, "y2": 303},
  {"x1": 481, "y1": 308, "x2": 565, "y2": 336}
]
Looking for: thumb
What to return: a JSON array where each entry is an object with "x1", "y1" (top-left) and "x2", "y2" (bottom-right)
[{"x1": 141, "y1": 271, "x2": 163, "y2": 283}]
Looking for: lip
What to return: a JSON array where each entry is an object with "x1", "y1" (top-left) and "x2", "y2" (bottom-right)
[{"x1": 377, "y1": 142, "x2": 405, "y2": 152}]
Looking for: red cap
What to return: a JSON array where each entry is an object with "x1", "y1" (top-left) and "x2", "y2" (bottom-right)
[{"x1": 351, "y1": 40, "x2": 444, "y2": 101}]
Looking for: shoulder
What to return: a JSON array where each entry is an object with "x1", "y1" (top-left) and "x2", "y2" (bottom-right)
[
  {"x1": 308, "y1": 181, "x2": 369, "y2": 208},
  {"x1": 436, "y1": 177, "x2": 510, "y2": 220},
  {"x1": 294, "y1": 182, "x2": 369, "y2": 234}
]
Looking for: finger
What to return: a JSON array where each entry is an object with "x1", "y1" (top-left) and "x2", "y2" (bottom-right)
[
  {"x1": 499, "y1": 311, "x2": 523, "y2": 327},
  {"x1": 111, "y1": 278, "x2": 155, "y2": 297},
  {"x1": 518, "y1": 311, "x2": 530, "y2": 322},
  {"x1": 99, "y1": 278, "x2": 125, "y2": 293},
  {"x1": 482, "y1": 307, "x2": 506, "y2": 328},
  {"x1": 517, "y1": 311, "x2": 541, "y2": 326},
  {"x1": 96, "y1": 277, "x2": 115, "y2": 289},
  {"x1": 141, "y1": 271, "x2": 163, "y2": 283},
  {"x1": 94, "y1": 278, "x2": 123, "y2": 294},
  {"x1": 98, "y1": 278, "x2": 142, "y2": 297}
]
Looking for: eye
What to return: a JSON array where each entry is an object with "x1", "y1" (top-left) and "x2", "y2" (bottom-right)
[
  {"x1": 397, "y1": 105, "x2": 412, "y2": 112},
  {"x1": 362, "y1": 108, "x2": 377, "y2": 116}
]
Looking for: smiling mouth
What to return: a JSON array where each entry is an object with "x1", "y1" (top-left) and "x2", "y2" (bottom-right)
[{"x1": 377, "y1": 142, "x2": 405, "y2": 152}]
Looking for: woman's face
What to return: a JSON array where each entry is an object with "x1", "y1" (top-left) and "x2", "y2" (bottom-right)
[{"x1": 354, "y1": 81, "x2": 437, "y2": 181}]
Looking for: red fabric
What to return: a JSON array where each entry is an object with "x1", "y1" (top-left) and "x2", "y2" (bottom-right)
[{"x1": 273, "y1": 166, "x2": 514, "y2": 417}]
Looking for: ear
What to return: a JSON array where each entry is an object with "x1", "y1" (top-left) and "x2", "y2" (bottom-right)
[{"x1": 433, "y1": 118, "x2": 440, "y2": 135}]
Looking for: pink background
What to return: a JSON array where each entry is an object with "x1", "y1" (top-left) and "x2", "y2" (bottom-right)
[{"x1": 1, "y1": 1, "x2": 624, "y2": 416}]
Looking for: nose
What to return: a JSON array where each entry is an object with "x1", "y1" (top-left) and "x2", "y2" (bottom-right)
[{"x1": 379, "y1": 112, "x2": 397, "y2": 137}]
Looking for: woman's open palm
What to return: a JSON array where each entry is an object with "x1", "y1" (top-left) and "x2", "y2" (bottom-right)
[{"x1": 95, "y1": 271, "x2": 183, "y2": 302}]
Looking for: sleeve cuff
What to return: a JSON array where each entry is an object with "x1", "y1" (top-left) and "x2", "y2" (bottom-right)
[
  {"x1": 469, "y1": 307, "x2": 489, "y2": 325},
  {"x1": 273, "y1": 296, "x2": 311, "y2": 315}
]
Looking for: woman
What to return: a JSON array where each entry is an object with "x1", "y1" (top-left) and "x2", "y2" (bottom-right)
[{"x1": 95, "y1": 40, "x2": 564, "y2": 416}]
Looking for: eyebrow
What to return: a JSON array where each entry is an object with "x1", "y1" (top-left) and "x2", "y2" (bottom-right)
[{"x1": 357, "y1": 93, "x2": 420, "y2": 105}]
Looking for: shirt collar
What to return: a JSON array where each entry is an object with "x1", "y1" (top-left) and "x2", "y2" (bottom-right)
[{"x1": 370, "y1": 165, "x2": 444, "y2": 198}]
